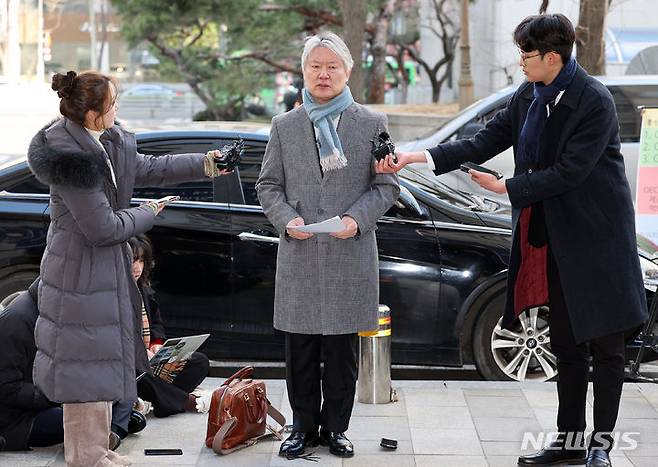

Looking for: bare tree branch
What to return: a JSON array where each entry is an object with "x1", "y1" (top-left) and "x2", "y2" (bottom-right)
[
  {"x1": 259, "y1": 4, "x2": 340, "y2": 25},
  {"x1": 146, "y1": 34, "x2": 216, "y2": 107},
  {"x1": 260, "y1": 3, "x2": 376, "y2": 35},
  {"x1": 228, "y1": 51, "x2": 302, "y2": 76},
  {"x1": 401, "y1": 0, "x2": 459, "y2": 102},
  {"x1": 186, "y1": 19, "x2": 208, "y2": 48}
]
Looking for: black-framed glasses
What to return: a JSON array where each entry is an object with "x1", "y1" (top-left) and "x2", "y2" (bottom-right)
[{"x1": 519, "y1": 51, "x2": 542, "y2": 64}]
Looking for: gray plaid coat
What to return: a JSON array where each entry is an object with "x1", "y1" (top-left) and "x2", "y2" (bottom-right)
[{"x1": 256, "y1": 103, "x2": 399, "y2": 335}]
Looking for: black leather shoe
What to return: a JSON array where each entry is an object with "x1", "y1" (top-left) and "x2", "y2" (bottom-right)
[
  {"x1": 586, "y1": 449, "x2": 612, "y2": 467},
  {"x1": 518, "y1": 440, "x2": 587, "y2": 465},
  {"x1": 128, "y1": 410, "x2": 147, "y2": 434},
  {"x1": 278, "y1": 431, "x2": 319, "y2": 458},
  {"x1": 319, "y1": 430, "x2": 354, "y2": 458}
]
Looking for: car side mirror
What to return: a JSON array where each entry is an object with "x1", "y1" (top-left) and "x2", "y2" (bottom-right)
[
  {"x1": 457, "y1": 121, "x2": 485, "y2": 140},
  {"x1": 398, "y1": 185, "x2": 428, "y2": 219}
]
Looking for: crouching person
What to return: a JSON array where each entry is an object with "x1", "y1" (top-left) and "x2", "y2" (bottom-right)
[
  {"x1": 0, "y1": 279, "x2": 145, "y2": 453},
  {"x1": 0, "y1": 280, "x2": 62, "y2": 451},
  {"x1": 129, "y1": 235, "x2": 211, "y2": 417}
]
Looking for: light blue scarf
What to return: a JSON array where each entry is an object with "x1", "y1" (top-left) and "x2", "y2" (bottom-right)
[{"x1": 302, "y1": 86, "x2": 354, "y2": 172}]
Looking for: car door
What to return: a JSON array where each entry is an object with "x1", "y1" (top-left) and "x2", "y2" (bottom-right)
[
  {"x1": 220, "y1": 138, "x2": 284, "y2": 360},
  {"x1": 376, "y1": 185, "x2": 446, "y2": 365},
  {"x1": 133, "y1": 136, "x2": 237, "y2": 360}
]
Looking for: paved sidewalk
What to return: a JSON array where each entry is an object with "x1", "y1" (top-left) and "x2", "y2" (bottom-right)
[{"x1": 3, "y1": 378, "x2": 658, "y2": 467}]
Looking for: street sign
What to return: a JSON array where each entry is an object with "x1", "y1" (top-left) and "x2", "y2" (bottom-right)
[{"x1": 636, "y1": 107, "x2": 658, "y2": 243}]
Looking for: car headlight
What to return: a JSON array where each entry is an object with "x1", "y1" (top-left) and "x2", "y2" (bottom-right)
[{"x1": 640, "y1": 255, "x2": 658, "y2": 292}]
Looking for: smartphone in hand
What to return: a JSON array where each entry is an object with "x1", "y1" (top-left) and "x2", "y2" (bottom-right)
[
  {"x1": 155, "y1": 195, "x2": 180, "y2": 206},
  {"x1": 459, "y1": 162, "x2": 503, "y2": 180}
]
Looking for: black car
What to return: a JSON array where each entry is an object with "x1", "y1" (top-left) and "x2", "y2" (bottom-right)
[{"x1": 0, "y1": 126, "x2": 656, "y2": 382}]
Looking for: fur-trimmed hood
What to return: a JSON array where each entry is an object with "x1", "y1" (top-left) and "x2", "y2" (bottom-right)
[{"x1": 27, "y1": 118, "x2": 124, "y2": 189}]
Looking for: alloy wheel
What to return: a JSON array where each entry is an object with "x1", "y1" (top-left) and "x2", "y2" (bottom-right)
[{"x1": 490, "y1": 306, "x2": 557, "y2": 381}]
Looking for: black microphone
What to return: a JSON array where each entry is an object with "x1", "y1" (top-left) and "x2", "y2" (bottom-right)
[
  {"x1": 371, "y1": 131, "x2": 397, "y2": 163},
  {"x1": 214, "y1": 138, "x2": 245, "y2": 171}
]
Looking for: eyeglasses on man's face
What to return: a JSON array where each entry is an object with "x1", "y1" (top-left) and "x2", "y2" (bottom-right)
[{"x1": 518, "y1": 50, "x2": 542, "y2": 64}]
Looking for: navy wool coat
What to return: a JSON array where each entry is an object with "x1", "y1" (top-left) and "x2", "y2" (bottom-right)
[{"x1": 428, "y1": 64, "x2": 648, "y2": 343}]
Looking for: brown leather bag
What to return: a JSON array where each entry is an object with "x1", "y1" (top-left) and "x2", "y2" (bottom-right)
[{"x1": 205, "y1": 366, "x2": 286, "y2": 454}]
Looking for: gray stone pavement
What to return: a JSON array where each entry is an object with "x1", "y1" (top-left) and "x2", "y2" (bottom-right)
[{"x1": 3, "y1": 378, "x2": 658, "y2": 467}]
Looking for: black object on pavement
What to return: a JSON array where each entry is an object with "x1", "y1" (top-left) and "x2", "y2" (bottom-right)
[
  {"x1": 144, "y1": 448, "x2": 183, "y2": 455},
  {"x1": 380, "y1": 438, "x2": 398, "y2": 450}
]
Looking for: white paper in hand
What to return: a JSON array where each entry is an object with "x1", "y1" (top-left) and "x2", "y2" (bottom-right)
[{"x1": 289, "y1": 216, "x2": 344, "y2": 234}]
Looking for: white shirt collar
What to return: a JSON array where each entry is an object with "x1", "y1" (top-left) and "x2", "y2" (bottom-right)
[
  {"x1": 84, "y1": 127, "x2": 117, "y2": 188},
  {"x1": 85, "y1": 127, "x2": 105, "y2": 142}
]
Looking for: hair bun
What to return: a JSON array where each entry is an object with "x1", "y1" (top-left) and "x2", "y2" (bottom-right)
[{"x1": 51, "y1": 70, "x2": 77, "y2": 98}]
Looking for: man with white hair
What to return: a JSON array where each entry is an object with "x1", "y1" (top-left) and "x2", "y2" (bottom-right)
[{"x1": 257, "y1": 32, "x2": 399, "y2": 459}]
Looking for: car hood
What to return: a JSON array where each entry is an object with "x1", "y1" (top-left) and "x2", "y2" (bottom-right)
[
  {"x1": 399, "y1": 167, "x2": 513, "y2": 227},
  {"x1": 637, "y1": 233, "x2": 658, "y2": 260}
]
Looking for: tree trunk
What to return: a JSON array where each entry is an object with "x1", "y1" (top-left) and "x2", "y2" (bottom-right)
[
  {"x1": 395, "y1": 49, "x2": 409, "y2": 104},
  {"x1": 339, "y1": 0, "x2": 366, "y2": 103},
  {"x1": 430, "y1": 75, "x2": 441, "y2": 103},
  {"x1": 575, "y1": 0, "x2": 608, "y2": 75},
  {"x1": 368, "y1": 0, "x2": 396, "y2": 104}
]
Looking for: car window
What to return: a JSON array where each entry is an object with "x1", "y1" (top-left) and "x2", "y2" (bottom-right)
[
  {"x1": 609, "y1": 85, "x2": 658, "y2": 142},
  {"x1": 384, "y1": 185, "x2": 429, "y2": 220},
  {"x1": 235, "y1": 141, "x2": 267, "y2": 206},
  {"x1": 5, "y1": 173, "x2": 49, "y2": 194},
  {"x1": 135, "y1": 139, "x2": 216, "y2": 202},
  {"x1": 452, "y1": 104, "x2": 504, "y2": 142}
]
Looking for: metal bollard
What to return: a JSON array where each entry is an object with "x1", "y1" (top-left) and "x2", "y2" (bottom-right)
[{"x1": 357, "y1": 305, "x2": 392, "y2": 404}]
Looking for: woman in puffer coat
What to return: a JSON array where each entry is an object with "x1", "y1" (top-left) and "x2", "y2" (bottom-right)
[{"x1": 27, "y1": 70, "x2": 228, "y2": 467}]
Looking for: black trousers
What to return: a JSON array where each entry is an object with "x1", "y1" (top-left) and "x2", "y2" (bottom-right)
[
  {"x1": 137, "y1": 351, "x2": 209, "y2": 418},
  {"x1": 285, "y1": 332, "x2": 358, "y2": 433},
  {"x1": 547, "y1": 250, "x2": 625, "y2": 449},
  {"x1": 26, "y1": 401, "x2": 134, "y2": 448},
  {"x1": 27, "y1": 407, "x2": 63, "y2": 447}
]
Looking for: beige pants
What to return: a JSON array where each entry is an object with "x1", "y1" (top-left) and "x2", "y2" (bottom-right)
[{"x1": 63, "y1": 402, "x2": 131, "y2": 467}]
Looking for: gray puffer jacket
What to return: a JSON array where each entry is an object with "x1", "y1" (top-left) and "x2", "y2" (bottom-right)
[{"x1": 27, "y1": 118, "x2": 206, "y2": 403}]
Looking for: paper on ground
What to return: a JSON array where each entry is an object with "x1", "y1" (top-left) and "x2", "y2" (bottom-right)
[{"x1": 288, "y1": 216, "x2": 344, "y2": 233}]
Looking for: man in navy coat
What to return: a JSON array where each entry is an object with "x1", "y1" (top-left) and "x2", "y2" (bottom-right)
[{"x1": 378, "y1": 13, "x2": 647, "y2": 467}]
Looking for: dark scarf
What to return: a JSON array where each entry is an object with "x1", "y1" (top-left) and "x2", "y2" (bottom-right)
[{"x1": 518, "y1": 57, "x2": 577, "y2": 166}]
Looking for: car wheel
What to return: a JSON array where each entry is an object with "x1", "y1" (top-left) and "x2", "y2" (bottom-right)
[
  {"x1": 0, "y1": 271, "x2": 38, "y2": 314},
  {"x1": 473, "y1": 294, "x2": 558, "y2": 382}
]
